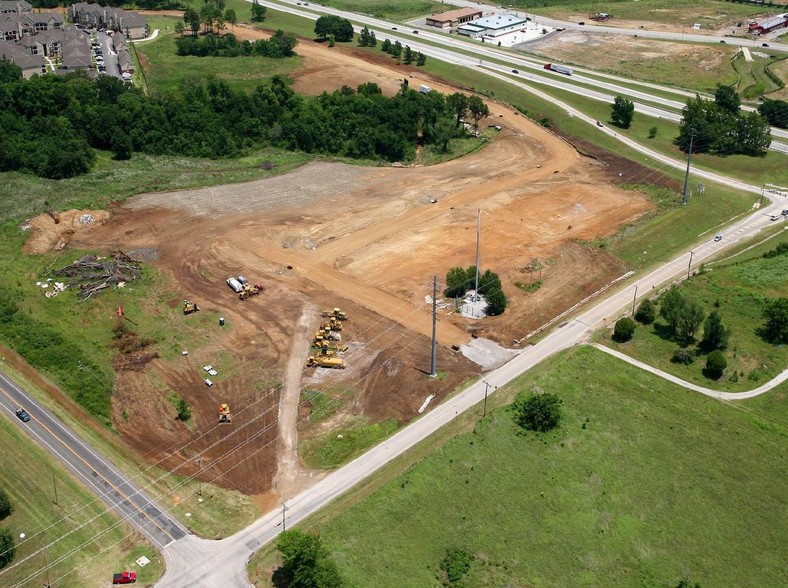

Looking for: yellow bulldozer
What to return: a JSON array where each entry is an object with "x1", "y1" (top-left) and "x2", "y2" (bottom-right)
[
  {"x1": 322, "y1": 307, "x2": 349, "y2": 321},
  {"x1": 320, "y1": 318, "x2": 342, "y2": 332},
  {"x1": 239, "y1": 283, "x2": 264, "y2": 300},
  {"x1": 312, "y1": 337, "x2": 349, "y2": 353},
  {"x1": 182, "y1": 300, "x2": 200, "y2": 315},
  {"x1": 218, "y1": 403, "x2": 231, "y2": 423},
  {"x1": 315, "y1": 329, "x2": 342, "y2": 342},
  {"x1": 306, "y1": 355, "x2": 346, "y2": 369}
]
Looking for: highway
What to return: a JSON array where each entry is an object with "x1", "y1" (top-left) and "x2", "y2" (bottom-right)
[
  {"x1": 0, "y1": 3, "x2": 785, "y2": 587},
  {"x1": 0, "y1": 370, "x2": 187, "y2": 552},
  {"x1": 257, "y1": 0, "x2": 788, "y2": 151}
]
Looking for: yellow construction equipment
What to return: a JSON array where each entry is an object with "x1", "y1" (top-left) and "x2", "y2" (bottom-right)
[
  {"x1": 312, "y1": 336, "x2": 348, "y2": 353},
  {"x1": 182, "y1": 300, "x2": 200, "y2": 315},
  {"x1": 316, "y1": 327, "x2": 342, "y2": 341},
  {"x1": 239, "y1": 283, "x2": 264, "y2": 300},
  {"x1": 322, "y1": 307, "x2": 349, "y2": 321},
  {"x1": 320, "y1": 318, "x2": 342, "y2": 332},
  {"x1": 306, "y1": 355, "x2": 346, "y2": 369},
  {"x1": 218, "y1": 403, "x2": 231, "y2": 423}
]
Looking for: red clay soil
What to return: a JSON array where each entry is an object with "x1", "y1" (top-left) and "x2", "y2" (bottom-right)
[{"x1": 23, "y1": 28, "x2": 656, "y2": 499}]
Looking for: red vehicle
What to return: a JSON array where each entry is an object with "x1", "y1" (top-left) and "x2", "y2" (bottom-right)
[{"x1": 113, "y1": 571, "x2": 137, "y2": 584}]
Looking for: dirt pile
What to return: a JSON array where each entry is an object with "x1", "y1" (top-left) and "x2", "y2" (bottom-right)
[{"x1": 23, "y1": 209, "x2": 110, "y2": 254}]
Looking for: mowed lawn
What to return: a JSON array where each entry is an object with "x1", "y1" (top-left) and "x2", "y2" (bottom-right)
[
  {"x1": 307, "y1": 347, "x2": 786, "y2": 587},
  {"x1": 0, "y1": 416, "x2": 162, "y2": 586}
]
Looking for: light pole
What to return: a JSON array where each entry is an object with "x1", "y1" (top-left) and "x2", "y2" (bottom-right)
[
  {"x1": 282, "y1": 503, "x2": 288, "y2": 531},
  {"x1": 631, "y1": 284, "x2": 638, "y2": 316},
  {"x1": 687, "y1": 251, "x2": 694, "y2": 280}
]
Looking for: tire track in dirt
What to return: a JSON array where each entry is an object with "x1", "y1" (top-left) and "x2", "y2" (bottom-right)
[{"x1": 272, "y1": 302, "x2": 319, "y2": 500}]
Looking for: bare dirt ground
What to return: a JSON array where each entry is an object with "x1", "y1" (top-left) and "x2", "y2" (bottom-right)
[
  {"x1": 31, "y1": 28, "x2": 658, "y2": 503},
  {"x1": 523, "y1": 30, "x2": 735, "y2": 89}
]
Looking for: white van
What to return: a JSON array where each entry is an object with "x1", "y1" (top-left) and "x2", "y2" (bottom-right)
[{"x1": 226, "y1": 277, "x2": 243, "y2": 292}]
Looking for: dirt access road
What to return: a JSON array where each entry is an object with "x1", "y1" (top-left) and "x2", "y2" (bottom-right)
[{"x1": 44, "y1": 26, "x2": 655, "y2": 503}]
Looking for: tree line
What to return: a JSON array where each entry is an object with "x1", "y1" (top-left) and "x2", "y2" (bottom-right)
[
  {"x1": 0, "y1": 66, "x2": 478, "y2": 178},
  {"x1": 0, "y1": 488, "x2": 14, "y2": 570},
  {"x1": 676, "y1": 86, "x2": 771, "y2": 156},
  {"x1": 381, "y1": 39, "x2": 427, "y2": 66},
  {"x1": 175, "y1": 30, "x2": 297, "y2": 58}
]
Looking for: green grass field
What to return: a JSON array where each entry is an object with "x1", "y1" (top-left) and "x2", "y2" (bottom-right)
[
  {"x1": 254, "y1": 346, "x2": 787, "y2": 587},
  {"x1": 603, "y1": 235, "x2": 788, "y2": 391},
  {"x1": 0, "y1": 414, "x2": 163, "y2": 587},
  {"x1": 308, "y1": 0, "x2": 445, "y2": 20},
  {"x1": 135, "y1": 25, "x2": 302, "y2": 94},
  {"x1": 299, "y1": 417, "x2": 398, "y2": 469}
]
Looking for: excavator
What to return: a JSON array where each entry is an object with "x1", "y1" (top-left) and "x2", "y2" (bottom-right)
[
  {"x1": 218, "y1": 403, "x2": 231, "y2": 423},
  {"x1": 322, "y1": 307, "x2": 349, "y2": 321},
  {"x1": 182, "y1": 300, "x2": 200, "y2": 315},
  {"x1": 320, "y1": 318, "x2": 342, "y2": 332}
]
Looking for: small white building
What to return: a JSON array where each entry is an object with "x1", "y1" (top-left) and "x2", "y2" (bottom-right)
[{"x1": 458, "y1": 14, "x2": 529, "y2": 39}]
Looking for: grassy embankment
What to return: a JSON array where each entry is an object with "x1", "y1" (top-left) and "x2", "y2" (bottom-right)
[
  {"x1": 601, "y1": 230, "x2": 788, "y2": 391},
  {"x1": 732, "y1": 52, "x2": 786, "y2": 99},
  {"x1": 300, "y1": 0, "x2": 446, "y2": 21},
  {"x1": 0, "y1": 415, "x2": 163, "y2": 587},
  {"x1": 250, "y1": 346, "x2": 787, "y2": 587}
]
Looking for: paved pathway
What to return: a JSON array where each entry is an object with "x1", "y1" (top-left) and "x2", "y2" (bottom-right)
[{"x1": 594, "y1": 344, "x2": 788, "y2": 400}]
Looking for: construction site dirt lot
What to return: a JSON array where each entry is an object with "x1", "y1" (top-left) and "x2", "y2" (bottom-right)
[{"x1": 37, "y1": 34, "x2": 656, "y2": 505}]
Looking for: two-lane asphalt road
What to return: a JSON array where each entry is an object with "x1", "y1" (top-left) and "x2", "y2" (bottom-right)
[{"x1": 0, "y1": 369, "x2": 187, "y2": 551}]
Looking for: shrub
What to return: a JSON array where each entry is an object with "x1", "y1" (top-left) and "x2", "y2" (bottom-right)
[
  {"x1": 440, "y1": 548, "x2": 474, "y2": 586},
  {"x1": 705, "y1": 350, "x2": 727, "y2": 380},
  {"x1": 513, "y1": 392, "x2": 562, "y2": 432},
  {"x1": 0, "y1": 489, "x2": 11, "y2": 520},
  {"x1": 0, "y1": 527, "x2": 14, "y2": 569},
  {"x1": 635, "y1": 299, "x2": 656, "y2": 324},
  {"x1": 672, "y1": 348, "x2": 694, "y2": 365},
  {"x1": 176, "y1": 398, "x2": 191, "y2": 422},
  {"x1": 613, "y1": 317, "x2": 636, "y2": 342}
]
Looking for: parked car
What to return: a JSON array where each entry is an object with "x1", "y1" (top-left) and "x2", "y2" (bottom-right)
[
  {"x1": 15, "y1": 408, "x2": 31, "y2": 422},
  {"x1": 112, "y1": 571, "x2": 136, "y2": 584},
  {"x1": 782, "y1": 209, "x2": 788, "y2": 216}
]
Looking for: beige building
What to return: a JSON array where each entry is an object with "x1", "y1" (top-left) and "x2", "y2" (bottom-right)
[{"x1": 426, "y1": 7, "x2": 483, "y2": 29}]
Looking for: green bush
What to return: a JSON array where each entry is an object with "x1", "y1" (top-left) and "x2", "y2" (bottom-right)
[
  {"x1": 0, "y1": 488, "x2": 11, "y2": 520},
  {"x1": 440, "y1": 548, "x2": 474, "y2": 586},
  {"x1": 635, "y1": 299, "x2": 656, "y2": 324},
  {"x1": 672, "y1": 348, "x2": 694, "y2": 365},
  {"x1": 0, "y1": 527, "x2": 14, "y2": 569},
  {"x1": 613, "y1": 317, "x2": 636, "y2": 342},
  {"x1": 705, "y1": 350, "x2": 727, "y2": 380},
  {"x1": 176, "y1": 398, "x2": 191, "y2": 422},
  {"x1": 512, "y1": 392, "x2": 562, "y2": 432}
]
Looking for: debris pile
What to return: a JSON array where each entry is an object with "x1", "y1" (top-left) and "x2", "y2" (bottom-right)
[
  {"x1": 54, "y1": 251, "x2": 141, "y2": 300},
  {"x1": 78, "y1": 214, "x2": 94, "y2": 225}
]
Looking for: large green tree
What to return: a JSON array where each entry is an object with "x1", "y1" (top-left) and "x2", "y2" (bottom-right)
[
  {"x1": 705, "y1": 350, "x2": 727, "y2": 380},
  {"x1": 758, "y1": 99, "x2": 788, "y2": 129},
  {"x1": 314, "y1": 15, "x2": 354, "y2": 42},
  {"x1": 446, "y1": 92, "x2": 469, "y2": 127},
  {"x1": 760, "y1": 297, "x2": 788, "y2": 344},
  {"x1": 701, "y1": 310, "x2": 730, "y2": 351},
  {"x1": 250, "y1": 0, "x2": 266, "y2": 22},
  {"x1": 714, "y1": 84, "x2": 740, "y2": 115},
  {"x1": 610, "y1": 95, "x2": 634, "y2": 128},
  {"x1": 275, "y1": 529, "x2": 343, "y2": 588},
  {"x1": 467, "y1": 95, "x2": 489, "y2": 128}
]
